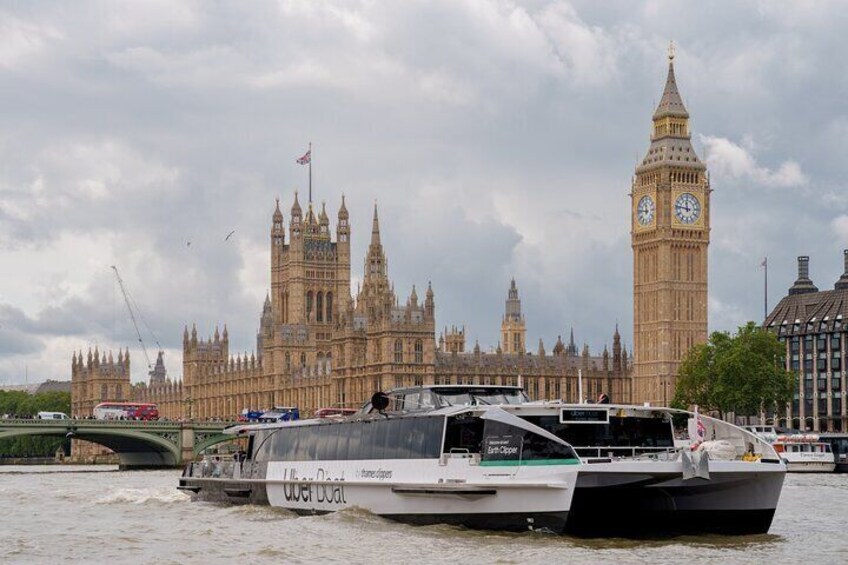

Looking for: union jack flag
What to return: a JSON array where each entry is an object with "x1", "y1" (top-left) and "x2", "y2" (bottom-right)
[{"x1": 296, "y1": 149, "x2": 311, "y2": 165}]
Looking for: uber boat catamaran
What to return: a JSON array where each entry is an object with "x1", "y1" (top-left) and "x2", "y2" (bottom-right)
[
  {"x1": 180, "y1": 385, "x2": 787, "y2": 536},
  {"x1": 179, "y1": 391, "x2": 581, "y2": 533}
]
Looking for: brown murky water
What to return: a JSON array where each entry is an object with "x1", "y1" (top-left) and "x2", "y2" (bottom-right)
[{"x1": 1, "y1": 467, "x2": 846, "y2": 564}]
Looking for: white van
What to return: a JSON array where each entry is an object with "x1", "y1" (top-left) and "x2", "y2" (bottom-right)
[{"x1": 36, "y1": 411, "x2": 69, "y2": 420}]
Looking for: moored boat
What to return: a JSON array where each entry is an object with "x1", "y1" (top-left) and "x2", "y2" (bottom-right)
[
  {"x1": 819, "y1": 433, "x2": 848, "y2": 473},
  {"x1": 773, "y1": 434, "x2": 836, "y2": 472}
]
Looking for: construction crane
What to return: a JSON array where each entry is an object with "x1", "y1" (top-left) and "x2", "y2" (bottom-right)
[{"x1": 110, "y1": 265, "x2": 162, "y2": 373}]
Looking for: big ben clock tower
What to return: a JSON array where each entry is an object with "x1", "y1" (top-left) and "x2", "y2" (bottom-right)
[{"x1": 632, "y1": 43, "x2": 710, "y2": 406}]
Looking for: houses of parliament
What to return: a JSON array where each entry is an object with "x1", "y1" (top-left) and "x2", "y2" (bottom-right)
[{"x1": 71, "y1": 47, "x2": 710, "y2": 419}]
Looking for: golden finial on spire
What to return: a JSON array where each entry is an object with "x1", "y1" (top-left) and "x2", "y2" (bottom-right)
[{"x1": 668, "y1": 40, "x2": 675, "y2": 62}]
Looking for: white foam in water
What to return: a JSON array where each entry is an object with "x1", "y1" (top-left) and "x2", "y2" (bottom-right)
[{"x1": 97, "y1": 487, "x2": 189, "y2": 505}]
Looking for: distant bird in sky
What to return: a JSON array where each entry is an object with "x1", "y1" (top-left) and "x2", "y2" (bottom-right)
[
  {"x1": 186, "y1": 241, "x2": 191, "y2": 247},
  {"x1": 225, "y1": 230, "x2": 236, "y2": 241}
]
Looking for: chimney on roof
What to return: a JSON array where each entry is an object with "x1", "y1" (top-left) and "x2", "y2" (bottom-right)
[
  {"x1": 789, "y1": 255, "x2": 818, "y2": 295},
  {"x1": 835, "y1": 250, "x2": 848, "y2": 290}
]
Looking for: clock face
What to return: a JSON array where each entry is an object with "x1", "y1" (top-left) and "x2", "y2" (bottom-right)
[
  {"x1": 674, "y1": 193, "x2": 701, "y2": 224},
  {"x1": 637, "y1": 195, "x2": 655, "y2": 226}
]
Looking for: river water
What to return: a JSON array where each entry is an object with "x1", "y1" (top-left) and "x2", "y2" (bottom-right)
[{"x1": 0, "y1": 466, "x2": 846, "y2": 564}]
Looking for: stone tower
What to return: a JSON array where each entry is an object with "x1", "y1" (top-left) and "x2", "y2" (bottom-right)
[
  {"x1": 631, "y1": 44, "x2": 710, "y2": 406},
  {"x1": 70, "y1": 347, "x2": 131, "y2": 417},
  {"x1": 263, "y1": 193, "x2": 352, "y2": 376},
  {"x1": 501, "y1": 278, "x2": 526, "y2": 355}
]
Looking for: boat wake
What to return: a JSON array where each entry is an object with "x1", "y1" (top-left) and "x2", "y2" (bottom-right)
[{"x1": 96, "y1": 487, "x2": 189, "y2": 505}]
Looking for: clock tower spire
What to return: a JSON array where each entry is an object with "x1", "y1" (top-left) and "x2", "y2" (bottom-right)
[{"x1": 631, "y1": 44, "x2": 711, "y2": 406}]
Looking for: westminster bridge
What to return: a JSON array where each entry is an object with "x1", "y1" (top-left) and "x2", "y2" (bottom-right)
[{"x1": 0, "y1": 419, "x2": 236, "y2": 469}]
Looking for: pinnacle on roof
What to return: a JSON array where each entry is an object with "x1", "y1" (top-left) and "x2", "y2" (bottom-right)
[
  {"x1": 291, "y1": 191, "x2": 302, "y2": 217},
  {"x1": 273, "y1": 198, "x2": 283, "y2": 221},
  {"x1": 319, "y1": 201, "x2": 329, "y2": 224},
  {"x1": 306, "y1": 202, "x2": 317, "y2": 225},
  {"x1": 426, "y1": 281, "x2": 434, "y2": 299},
  {"x1": 653, "y1": 41, "x2": 689, "y2": 119},
  {"x1": 371, "y1": 202, "x2": 381, "y2": 246},
  {"x1": 338, "y1": 194, "x2": 349, "y2": 219}
]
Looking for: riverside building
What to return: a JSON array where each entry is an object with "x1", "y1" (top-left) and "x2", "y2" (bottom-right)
[
  {"x1": 73, "y1": 194, "x2": 631, "y2": 420},
  {"x1": 765, "y1": 253, "x2": 848, "y2": 432}
]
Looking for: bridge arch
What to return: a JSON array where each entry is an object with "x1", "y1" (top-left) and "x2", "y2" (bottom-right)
[{"x1": 0, "y1": 422, "x2": 180, "y2": 469}]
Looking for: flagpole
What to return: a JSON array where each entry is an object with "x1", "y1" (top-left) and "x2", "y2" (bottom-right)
[
  {"x1": 308, "y1": 142, "x2": 312, "y2": 204},
  {"x1": 764, "y1": 256, "x2": 768, "y2": 321}
]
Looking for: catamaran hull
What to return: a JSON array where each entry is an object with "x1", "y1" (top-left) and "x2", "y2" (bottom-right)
[
  {"x1": 567, "y1": 462, "x2": 786, "y2": 536},
  {"x1": 180, "y1": 459, "x2": 579, "y2": 534}
]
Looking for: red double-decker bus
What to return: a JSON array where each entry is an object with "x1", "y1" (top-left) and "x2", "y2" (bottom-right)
[{"x1": 93, "y1": 402, "x2": 159, "y2": 421}]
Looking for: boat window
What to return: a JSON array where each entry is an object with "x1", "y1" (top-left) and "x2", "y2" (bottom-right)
[
  {"x1": 481, "y1": 421, "x2": 578, "y2": 464},
  {"x1": 520, "y1": 415, "x2": 674, "y2": 450},
  {"x1": 443, "y1": 415, "x2": 484, "y2": 454},
  {"x1": 402, "y1": 392, "x2": 421, "y2": 411},
  {"x1": 257, "y1": 417, "x2": 444, "y2": 462}
]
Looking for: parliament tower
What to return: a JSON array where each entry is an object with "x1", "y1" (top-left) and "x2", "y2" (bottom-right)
[{"x1": 632, "y1": 45, "x2": 711, "y2": 406}]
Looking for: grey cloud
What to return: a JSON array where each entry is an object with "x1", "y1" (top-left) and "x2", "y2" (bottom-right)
[{"x1": 1, "y1": 1, "x2": 848, "y2": 382}]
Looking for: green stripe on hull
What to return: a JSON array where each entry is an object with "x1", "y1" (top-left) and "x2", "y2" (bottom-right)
[{"x1": 479, "y1": 458, "x2": 580, "y2": 467}]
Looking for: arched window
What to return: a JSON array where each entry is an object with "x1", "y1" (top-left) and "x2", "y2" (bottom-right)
[
  {"x1": 306, "y1": 291, "x2": 314, "y2": 321},
  {"x1": 300, "y1": 353, "x2": 306, "y2": 368},
  {"x1": 394, "y1": 339, "x2": 403, "y2": 363},
  {"x1": 116, "y1": 384, "x2": 123, "y2": 400},
  {"x1": 101, "y1": 384, "x2": 108, "y2": 399},
  {"x1": 316, "y1": 292, "x2": 324, "y2": 322},
  {"x1": 326, "y1": 292, "x2": 333, "y2": 322},
  {"x1": 414, "y1": 339, "x2": 423, "y2": 363},
  {"x1": 285, "y1": 352, "x2": 291, "y2": 371}
]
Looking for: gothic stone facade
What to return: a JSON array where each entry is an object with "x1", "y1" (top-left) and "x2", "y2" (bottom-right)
[
  {"x1": 122, "y1": 194, "x2": 631, "y2": 419},
  {"x1": 632, "y1": 50, "x2": 710, "y2": 406},
  {"x1": 765, "y1": 254, "x2": 848, "y2": 432}
]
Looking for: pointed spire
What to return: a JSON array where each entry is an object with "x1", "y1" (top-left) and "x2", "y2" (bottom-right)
[
  {"x1": 214, "y1": 325, "x2": 220, "y2": 342},
  {"x1": 291, "y1": 191, "x2": 302, "y2": 220},
  {"x1": 538, "y1": 338, "x2": 545, "y2": 356},
  {"x1": 222, "y1": 324, "x2": 229, "y2": 340},
  {"x1": 306, "y1": 201, "x2": 317, "y2": 225},
  {"x1": 273, "y1": 197, "x2": 283, "y2": 222},
  {"x1": 410, "y1": 284, "x2": 418, "y2": 306},
  {"x1": 371, "y1": 201, "x2": 381, "y2": 246},
  {"x1": 263, "y1": 291, "x2": 272, "y2": 312},
  {"x1": 338, "y1": 194, "x2": 349, "y2": 219},
  {"x1": 653, "y1": 41, "x2": 689, "y2": 119}
]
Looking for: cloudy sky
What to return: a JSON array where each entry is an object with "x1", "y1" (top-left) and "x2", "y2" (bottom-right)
[{"x1": 1, "y1": 1, "x2": 847, "y2": 384}]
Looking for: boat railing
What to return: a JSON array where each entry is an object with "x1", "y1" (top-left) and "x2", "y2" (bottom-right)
[
  {"x1": 575, "y1": 445, "x2": 682, "y2": 461},
  {"x1": 184, "y1": 454, "x2": 247, "y2": 480}
]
